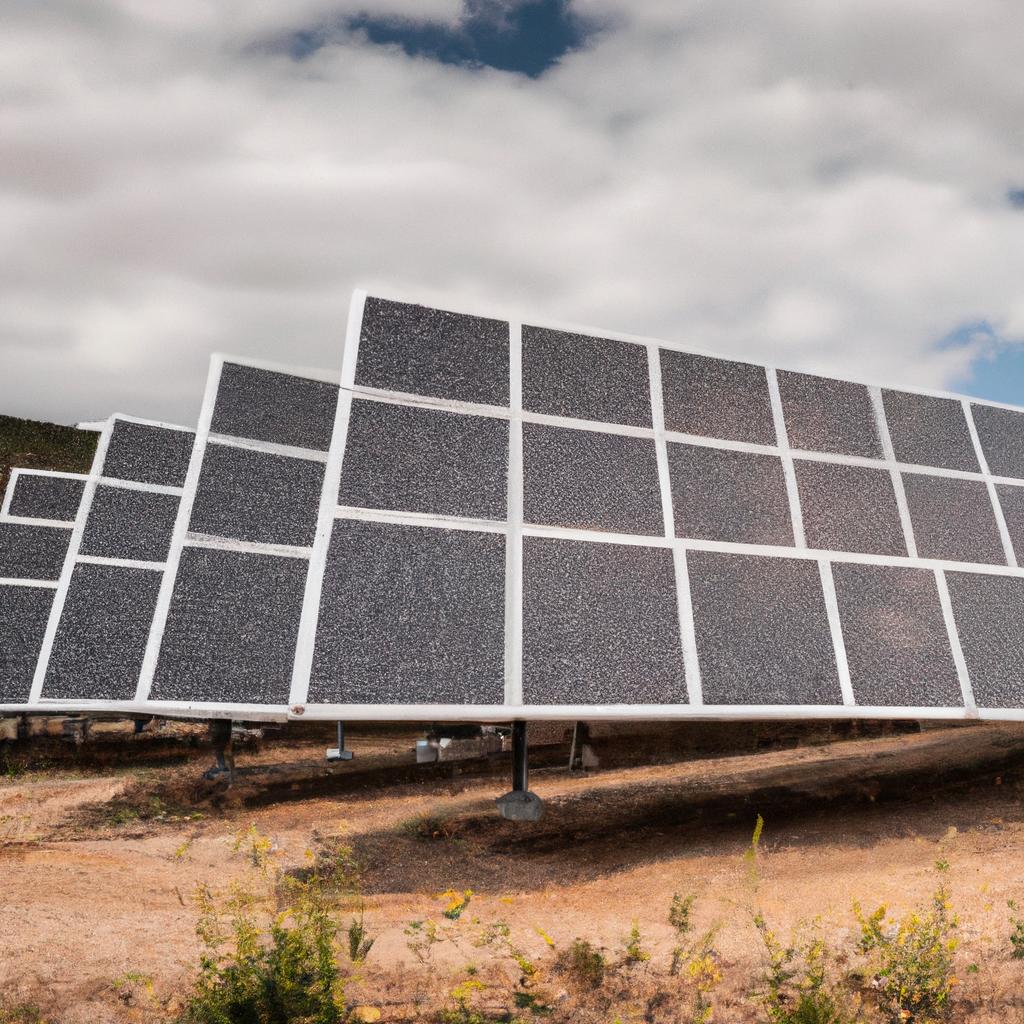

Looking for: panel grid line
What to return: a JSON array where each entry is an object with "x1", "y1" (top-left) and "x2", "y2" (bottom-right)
[
  {"x1": 962, "y1": 398, "x2": 1018, "y2": 569},
  {"x1": 648, "y1": 344, "x2": 698, "y2": 706},
  {"x1": 207, "y1": 433, "x2": 330, "y2": 464},
  {"x1": 647, "y1": 344, "x2": 676, "y2": 541},
  {"x1": 289, "y1": 289, "x2": 366, "y2": 710},
  {"x1": 934, "y1": 568, "x2": 978, "y2": 717},
  {"x1": 767, "y1": 367, "x2": 806, "y2": 548},
  {"x1": 135, "y1": 365, "x2": 223, "y2": 704},
  {"x1": 504, "y1": 320, "x2": 525, "y2": 707},
  {"x1": 0, "y1": 577, "x2": 60, "y2": 589},
  {"x1": 870, "y1": 385, "x2": 919, "y2": 559},
  {"x1": 672, "y1": 546, "x2": 703, "y2": 706},
  {"x1": 818, "y1": 560, "x2": 855, "y2": 706},
  {"x1": 1, "y1": 516, "x2": 75, "y2": 530}
]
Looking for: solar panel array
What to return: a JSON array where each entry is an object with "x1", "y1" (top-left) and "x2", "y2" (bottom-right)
[
  {"x1": 0, "y1": 470, "x2": 84, "y2": 708},
  {"x1": 5, "y1": 289, "x2": 1024, "y2": 722}
]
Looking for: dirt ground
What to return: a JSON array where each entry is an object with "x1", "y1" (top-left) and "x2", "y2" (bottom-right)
[{"x1": 4, "y1": 721, "x2": 1024, "y2": 1022}]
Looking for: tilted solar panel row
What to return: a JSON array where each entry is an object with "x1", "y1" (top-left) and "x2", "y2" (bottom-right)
[{"x1": 6, "y1": 289, "x2": 1024, "y2": 721}]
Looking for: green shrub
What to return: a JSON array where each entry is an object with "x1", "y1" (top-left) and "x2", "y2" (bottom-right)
[
  {"x1": 347, "y1": 913, "x2": 374, "y2": 964},
  {"x1": 669, "y1": 894, "x2": 721, "y2": 1024},
  {"x1": 178, "y1": 876, "x2": 348, "y2": 1024},
  {"x1": 399, "y1": 810, "x2": 461, "y2": 842},
  {"x1": 854, "y1": 866, "x2": 959, "y2": 1024},
  {"x1": 0, "y1": 1006, "x2": 47, "y2": 1024},
  {"x1": 557, "y1": 939, "x2": 606, "y2": 990},
  {"x1": 1008, "y1": 899, "x2": 1024, "y2": 959},
  {"x1": 623, "y1": 921, "x2": 650, "y2": 964}
]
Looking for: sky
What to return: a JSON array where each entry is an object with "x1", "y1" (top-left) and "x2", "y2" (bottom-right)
[{"x1": 2, "y1": 0, "x2": 1024, "y2": 426}]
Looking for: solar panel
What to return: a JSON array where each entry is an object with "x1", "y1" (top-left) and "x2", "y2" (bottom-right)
[
  {"x1": 133, "y1": 357, "x2": 339, "y2": 720},
  {"x1": 0, "y1": 470, "x2": 83, "y2": 707},
  {"x1": 284, "y1": 290, "x2": 1024, "y2": 723},
  {"x1": 8, "y1": 288, "x2": 1024, "y2": 727},
  {"x1": 26, "y1": 416, "x2": 195, "y2": 710}
]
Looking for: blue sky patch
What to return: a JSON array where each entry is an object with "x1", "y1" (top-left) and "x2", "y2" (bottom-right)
[
  {"x1": 1008, "y1": 188, "x2": 1024, "y2": 209},
  {"x1": 944, "y1": 320, "x2": 1024, "y2": 406},
  {"x1": 285, "y1": 0, "x2": 600, "y2": 77}
]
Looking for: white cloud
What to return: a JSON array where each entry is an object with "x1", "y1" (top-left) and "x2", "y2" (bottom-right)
[{"x1": 1, "y1": 0, "x2": 1023, "y2": 424}]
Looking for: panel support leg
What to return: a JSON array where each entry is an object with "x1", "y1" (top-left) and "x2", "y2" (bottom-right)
[
  {"x1": 203, "y1": 718, "x2": 235, "y2": 781},
  {"x1": 327, "y1": 721, "x2": 354, "y2": 762},
  {"x1": 496, "y1": 720, "x2": 544, "y2": 821}
]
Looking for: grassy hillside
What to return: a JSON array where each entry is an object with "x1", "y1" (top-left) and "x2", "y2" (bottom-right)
[{"x1": 0, "y1": 414, "x2": 98, "y2": 500}]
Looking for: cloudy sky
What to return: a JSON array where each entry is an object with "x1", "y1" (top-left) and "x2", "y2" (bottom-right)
[{"x1": 3, "y1": 0, "x2": 1024, "y2": 426}]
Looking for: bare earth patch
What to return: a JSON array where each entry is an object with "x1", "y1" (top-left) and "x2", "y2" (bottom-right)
[{"x1": 3, "y1": 723, "x2": 1024, "y2": 1021}]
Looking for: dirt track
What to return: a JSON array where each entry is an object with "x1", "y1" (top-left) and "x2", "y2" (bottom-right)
[{"x1": 4, "y1": 723, "x2": 1024, "y2": 1021}]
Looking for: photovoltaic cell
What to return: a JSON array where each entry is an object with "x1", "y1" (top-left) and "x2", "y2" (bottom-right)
[
  {"x1": 777, "y1": 371, "x2": 882, "y2": 458},
  {"x1": 994, "y1": 484, "x2": 1024, "y2": 564},
  {"x1": 946, "y1": 571, "x2": 1024, "y2": 708},
  {"x1": 0, "y1": 585, "x2": 53, "y2": 703},
  {"x1": 189, "y1": 443, "x2": 324, "y2": 548},
  {"x1": 355, "y1": 297, "x2": 510, "y2": 406},
  {"x1": 522, "y1": 326, "x2": 652, "y2": 427},
  {"x1": 901, "y1": 473, "x2": 1005, "y2": 565},
  {"x1": 522, "y1": 536, "x2": 685, "y2": 704},
  {"x1": 0, "y1": 523, "x2": 70, "y2": 581},
  {"x1": 659, "y1": 349, "x2": 775, "y2": 444},
  {"x1": 338, "y1": 398, "x2": 508, "y2": 520},
  {"x1": 7, "y1": 474, "x2": 85, "y2": 522},
  {"x1": 102, "y1": 420, "x2": 193, "y2": 488},
  {"x1": 688, "y1": 550, "x2": 843, "y2": 705},
  {"x1": 971, "y1": 403, "x2": 1024, "y2": 479},
  {"x1": 881, "y1": 390, "x2": 979, "y2": 472},
  {"x1": 794, "y1": 461, "x2": 906, "y2": 556},
  {"x1": 41, "y1": 563, "x2": 161, "y2": 700},
  {"x1": 522, "y1": 422, "x2": 663, "y2": 534},
  {"x1": 831, "y1": 563, "x2": 962, "y2": 706},
  {"x1": 667, "y1": 443, "x2": 793, "y2": 545},
  {"x1": 308, "y1": 519, "x2": 506, "y2": 705},
  {"x1": 150, "y1": 547, "x2": 305, "y2": 705},
  {"x1": 210, "y1": 362, "x2": 338, "y2": 452},
  {"x1": 79, "y1": 485, "x2": 179, "y2": 563}
]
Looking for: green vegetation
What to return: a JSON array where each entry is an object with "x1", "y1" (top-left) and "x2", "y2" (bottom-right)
[
  {"x1": 1008, "y1": 898, "x2": 1024, "y2": 959},
  {"x1": 177, "y1": 828, "x2": 371, "y2": 1024},
  {"x1": 180, "y1": 877, "x2": 350, "y2": 1023},
  {"x1": 0, "y1": 1005, "x2": 49, "y2": 1024},
  {"x1": 855, "y1": 862, "x2": 959, "y2": 1024},
  {"x1": 398, "y1": 809, "x2": 463, "y2": 842},
  {"x1": 0, "y1": 413, "x2": 97, "y2": 497},
  {"x1": 136, "y1": 818, "x2": 1024, "y2": 1023},
  {"x1": 557, "y1": 939, "x2": 606, "y2": 990}
]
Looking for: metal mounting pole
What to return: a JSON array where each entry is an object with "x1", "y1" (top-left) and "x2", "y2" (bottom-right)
[
  {"x1": 203, "y1": 718, "x2": 235, "y2": 781},
  {"x1": 496, "y1": 719, "x2": 544, "y2": 821},
  {"x1": 327, "y1": 721, "x2": 354, "y2": 762},
  {"x1": 512, "y1": 719, "x2": 528, "y2": 791}
]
